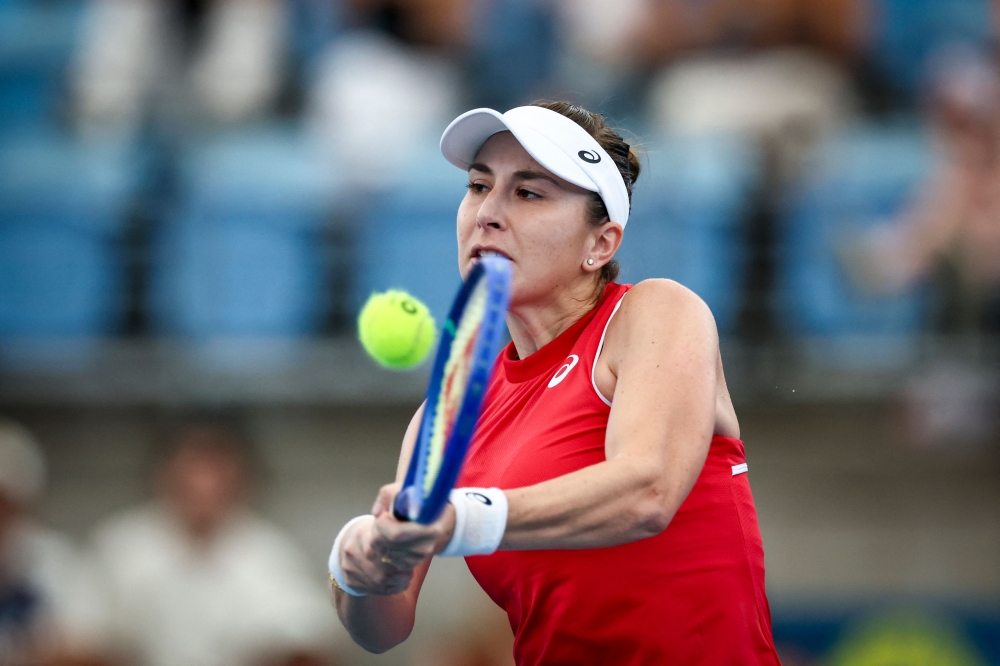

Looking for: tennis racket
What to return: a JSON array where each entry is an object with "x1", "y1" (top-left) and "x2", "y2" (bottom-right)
[{"x1": 393, "y1": 255, "x2": 512, "y2": 524}]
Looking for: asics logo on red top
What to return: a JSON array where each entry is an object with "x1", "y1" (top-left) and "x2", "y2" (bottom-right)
[{"x1": 547, "y1": 355, "x2": 580, "y2": 388}]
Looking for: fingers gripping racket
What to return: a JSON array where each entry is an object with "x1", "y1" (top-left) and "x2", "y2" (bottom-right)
[{"x1": 393, "y1": 256, "x2": 512, "y2": 524}]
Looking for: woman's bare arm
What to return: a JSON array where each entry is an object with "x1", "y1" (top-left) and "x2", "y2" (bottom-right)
[
  {"x1": 334, "y1": 403, "x2": 452, "y2": 653},
  {"x1": 501, "y1": 279, "x2": 718, "y2": 550},
  {"x1": 864, "y1": 165, "x2": 969, "y2": 290}
]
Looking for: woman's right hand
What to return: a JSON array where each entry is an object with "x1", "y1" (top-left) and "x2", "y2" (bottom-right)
[
  {"x1": 338, "y1": 482, "x2": 455, "y2": 596},
  {"x1": 339, "y1": 514, "x2": 415, "y2": 597}
]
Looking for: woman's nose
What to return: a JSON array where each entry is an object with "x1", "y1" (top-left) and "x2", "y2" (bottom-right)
[{"x1": 476, "y1": 188, "x2": 507, "y2": 231}]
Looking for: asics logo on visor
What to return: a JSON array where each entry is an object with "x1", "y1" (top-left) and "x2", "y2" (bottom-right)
[{"x1": 578, "y1": 150, "x2": 601, "y2": 164}]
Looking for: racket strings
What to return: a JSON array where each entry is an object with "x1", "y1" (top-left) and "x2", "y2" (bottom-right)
[{"x1": 424, "y1": 281, "x2": 488, "y2": 493}]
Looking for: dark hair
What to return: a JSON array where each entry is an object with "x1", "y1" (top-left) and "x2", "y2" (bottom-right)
[{"x1": 530, "y1": 100, "x2": 642, "y2": 289}]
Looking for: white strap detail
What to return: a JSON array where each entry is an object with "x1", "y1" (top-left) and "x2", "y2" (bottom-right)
[
  {"x1": 731, "y1": 463, "x2": 748, "y2": 476},
  {"x1": 440, "y1": 487, "x2": 508, "y2": 557},
  {"x1": 590, "y1": 295, "x2": 627, "y2": 406},
  {"x1": 329, "y1": 515, "x2": 374, "y2": 596}
]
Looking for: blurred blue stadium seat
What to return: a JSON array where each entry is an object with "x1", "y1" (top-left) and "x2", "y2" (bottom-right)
[
  {"x1": 353, "y1": 143, "x2": 465, "y2": 328},
  {"x1": 0, "y1": 1, "x2": 81, "y2": 130},
  {"x1": 617, "y1": 133, "x2": 761, "y2": 334},
  {"x1": 0, "y1": 133, "x2": 139, "y2": 367},
  {"x1": 776, "y1": 124, "x2": 932, "y2": 367},
  {"x1": 468, "y1": 0, "x2": 557, "y2": 109},
  {"x1": 288, "y1": 0, "x2": 343, "y2": 69},
  {"x1": 872, "y1": 0, "x2": 994, "y2": 96},
  {"x1": 150, "y1": 128, "x2": 339, "y2": 369}
]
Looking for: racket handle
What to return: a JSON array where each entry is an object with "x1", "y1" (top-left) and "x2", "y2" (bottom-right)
[{"x1": 392, "y1": 486, "x2": 419, "y2": 522}]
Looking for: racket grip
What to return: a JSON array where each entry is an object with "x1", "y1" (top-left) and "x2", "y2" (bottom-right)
[{"x1": 392, "y1": 486, "x2": 419, "y2": 522}]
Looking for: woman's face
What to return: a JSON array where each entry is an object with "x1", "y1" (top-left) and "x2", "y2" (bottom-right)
[{"x1": 456, "y1": 131, "x2": 601, "y2": 307}]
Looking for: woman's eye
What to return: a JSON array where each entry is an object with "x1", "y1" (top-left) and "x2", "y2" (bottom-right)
[
  {"x1": 466, "y1": 182, "x2": 488, "y2": 194},
  {"x1": 518, "y1": 188, "x2": 541, "y2": 200}
]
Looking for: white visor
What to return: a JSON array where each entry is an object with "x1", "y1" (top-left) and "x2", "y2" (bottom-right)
[{"x1": 440, "y1": 106, "x2": 630, "y2": 228}]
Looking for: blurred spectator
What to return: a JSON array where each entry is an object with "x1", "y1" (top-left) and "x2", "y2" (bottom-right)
[
  {"x1": 630, "y1": 0, "x2": 869, "y2": 68},
  {"x1": 843, "y1": 46, "x2": 1000, "y2": 335},
  {"x1": 306, "y1": 0, "x2": 562, "y2": 183},
  {"x1": 631, "y1": 2, "x2": 863, "y2": 181},
  {"x1": 305, "y1": 30, "x2": 460, "y2": 186},
  {"x1": 647, "y1": 48, "x2": 856, "y2": 172},
  {"x1": 90, "y1": 424, "x2": 339, "y2": 666},
  {"x1": 72, "y1": 0, "x2": 289, "y2": 135},
  {"x1": 303, "y1": 0, "x2": 482, "y2": 188},
  {"x1": 840, "y1": 45, "x2": 1000, "y2": 451},
  {"x1": 0, "y1": 419, "x2": 106, "y2": 666},
  {"x1": 345, "y1": 0, "x2": 470, "y2": 49},
  {"x1": 552, "y1": 0, "x2": 867, "y2": 111}
]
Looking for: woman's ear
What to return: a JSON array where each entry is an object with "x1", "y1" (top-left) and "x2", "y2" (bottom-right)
[{"x1": 585, "y1": 222, "x2": 623, "y2": 271}]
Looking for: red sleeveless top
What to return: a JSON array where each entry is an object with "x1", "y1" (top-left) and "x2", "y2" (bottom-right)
[{"x1": 457, "y1": 283, "x2": 781, "y2": 666}]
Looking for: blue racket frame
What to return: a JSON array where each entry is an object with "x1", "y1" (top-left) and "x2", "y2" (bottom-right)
[{"x1": 393, "y1": 256, "x2": 512, "y2": 524}]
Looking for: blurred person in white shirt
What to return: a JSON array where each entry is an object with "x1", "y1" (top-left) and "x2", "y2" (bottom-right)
[
  {"x1": 0, "y1": 419, "x2": 107, "y2": 666},
  {"x1": 846, "y1": 45, "x2": 1000, "y2": 333},
  {"x1": 839, "y1": 46, "x2": 1000, "y2": 452},
  {"x1": 91, "y1": 423, "x2": 340, "y2": 666},
  {"x1": 72, "y1": 0, "x2": 289, "y2": 135}
]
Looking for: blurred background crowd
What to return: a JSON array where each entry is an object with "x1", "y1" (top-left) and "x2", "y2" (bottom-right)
[{"x1": 1, "y1": 0, "x2": 999, "y2": 664}]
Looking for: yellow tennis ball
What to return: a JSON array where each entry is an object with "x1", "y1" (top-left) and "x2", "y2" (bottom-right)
[{"x1": 358, "y1": 290, "x2": 436, "y2": 369}]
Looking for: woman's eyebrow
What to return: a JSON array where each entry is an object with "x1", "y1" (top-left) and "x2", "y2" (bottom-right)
[
  {"x1": 469, "y1": 163, "x2": 492, "y2": 175},
  {"x1": 513, "y1": 170, "x2": 560, "y2": 187}
]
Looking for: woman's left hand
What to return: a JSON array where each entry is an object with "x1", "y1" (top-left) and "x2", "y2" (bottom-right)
[{"x1": 368, "y1": 483, "x2": 457, "y2": 572}]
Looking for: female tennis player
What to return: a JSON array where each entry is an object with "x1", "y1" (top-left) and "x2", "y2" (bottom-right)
[{"x1": 329, "y1": 101, "x2": 782, "y2": 665}]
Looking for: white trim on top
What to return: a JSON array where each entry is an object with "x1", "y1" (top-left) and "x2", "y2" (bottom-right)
[
  {"x1": 731, "y1": 463, "x2": 748, "y2": 476},
  {"x1": 590, "y1": 296, "x2": 626, "y2": 407}
]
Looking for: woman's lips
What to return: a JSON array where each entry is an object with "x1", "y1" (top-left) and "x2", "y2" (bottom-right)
[{"x1": 471, "y1": 248, "x2": 512, "y2": 261}]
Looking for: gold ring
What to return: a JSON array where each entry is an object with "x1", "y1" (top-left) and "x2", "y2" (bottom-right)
[{"x1": 328, "y1": 572, "x2": 343, "y2": 591}]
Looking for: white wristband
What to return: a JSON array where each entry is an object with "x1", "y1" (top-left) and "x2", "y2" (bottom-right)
[
  {"x1": 439, "y1": 487, "x2": 508, "y2": 557},
  {"x1": 328, "y1": 515, "x2": 374, "y2": 596}
]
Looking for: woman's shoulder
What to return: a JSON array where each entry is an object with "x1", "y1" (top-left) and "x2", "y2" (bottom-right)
[
  {"x1": 606, "y1": 279, "x2": 718, "y2": 351},
  {"x1": 619, "y1": 279, "x2": 715, "y2": 323},
  {"x1": 593, "y1": 280, "x2": 721, "y2": 399}
]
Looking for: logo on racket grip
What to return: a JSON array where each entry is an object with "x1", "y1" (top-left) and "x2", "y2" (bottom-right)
[
  {"x1": 466, "y1": 492, "x2": 492, "y2": 505},
  {"x1": 547, "y1": 354, "x2": 580, "y2": 388}
]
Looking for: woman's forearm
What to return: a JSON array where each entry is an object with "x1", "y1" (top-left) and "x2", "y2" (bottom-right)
[
  {"x1": 501, "y1": 451, "x2": 704, "y2": 551},
  {"x1": 335, "y1": 571, "x2": 423, "y2": 653}
]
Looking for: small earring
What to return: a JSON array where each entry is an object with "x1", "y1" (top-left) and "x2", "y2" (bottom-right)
[{"x1": 587, "y1": 258, "x2": 595, "y2": 266}]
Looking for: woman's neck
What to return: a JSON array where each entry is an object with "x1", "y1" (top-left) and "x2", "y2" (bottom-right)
[{"x1": 506, "y1": 277, "x2": 604, "y2": 359}]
